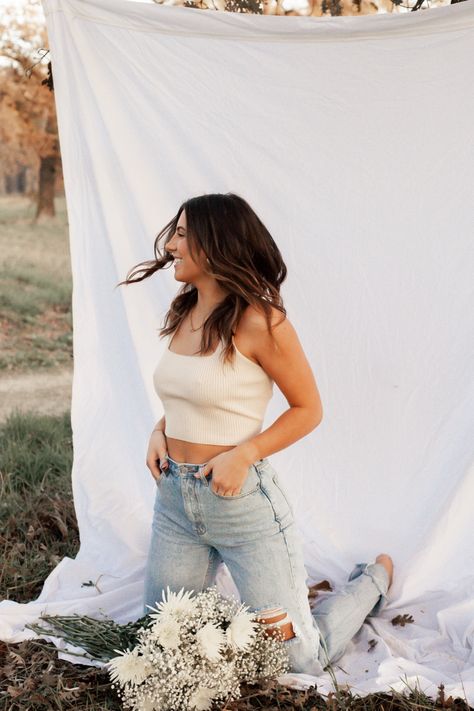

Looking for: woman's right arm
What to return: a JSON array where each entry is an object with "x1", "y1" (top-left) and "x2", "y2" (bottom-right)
[{"x1": 146, "y1": 415, "x2": 169, "y2": 481}]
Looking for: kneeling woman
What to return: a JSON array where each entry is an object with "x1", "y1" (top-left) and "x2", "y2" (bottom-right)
[{"x1": 119, "y1": 192, "x2": 394, "y2": 675}]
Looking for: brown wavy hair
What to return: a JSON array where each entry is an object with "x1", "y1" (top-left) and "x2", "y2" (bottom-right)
[{"x1": 116, "y1": 192, "x2": 287, "y2": 366}]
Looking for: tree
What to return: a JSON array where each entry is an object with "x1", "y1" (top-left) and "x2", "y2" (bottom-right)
[{"x1": 0, "y1": 3, "x2": 60, "y2": 221}]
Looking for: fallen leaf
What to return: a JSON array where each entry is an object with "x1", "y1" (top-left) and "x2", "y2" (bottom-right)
[
  {"x1": 391, "y1": 613, "x2": 414, "y2": 627},
  {"x1": 307, "y1": 580, "x2": 333, "y2": 599}
]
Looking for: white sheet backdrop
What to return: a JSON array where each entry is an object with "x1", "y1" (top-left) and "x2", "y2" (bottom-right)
[{"x1": 1, "y1": 0, "x2": 473, "y2": 702}]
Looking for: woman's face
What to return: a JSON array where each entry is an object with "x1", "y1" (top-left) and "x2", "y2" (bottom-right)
[{"x1": 165, "y1": 210, "x2": 207, "y2": 283}]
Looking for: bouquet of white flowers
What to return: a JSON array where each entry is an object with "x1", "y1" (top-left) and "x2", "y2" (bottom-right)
[
  {"x1": 107, "y1": 585, "x2": 290, "y2": 711},
  {"x1": 27, "y1": 584, "x2": 291, "y2": 711}
]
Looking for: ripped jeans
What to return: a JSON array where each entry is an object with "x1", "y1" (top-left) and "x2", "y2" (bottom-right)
[{"x1": 142, "y1": 455, "x2": 390, "y2": 675}]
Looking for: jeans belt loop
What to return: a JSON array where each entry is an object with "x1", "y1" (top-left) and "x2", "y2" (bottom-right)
[{"x1": 198, "y1": 465, "x2": 208, "y2": 486}]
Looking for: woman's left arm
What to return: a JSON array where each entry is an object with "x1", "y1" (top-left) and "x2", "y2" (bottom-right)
[{"x1": 235, "y1": 307, "x2": 323, "y2": 465}]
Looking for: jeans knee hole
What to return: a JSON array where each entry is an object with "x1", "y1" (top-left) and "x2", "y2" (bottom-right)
[{"x1": 254, "y1": 608, "x2": 297, "y2": 642}]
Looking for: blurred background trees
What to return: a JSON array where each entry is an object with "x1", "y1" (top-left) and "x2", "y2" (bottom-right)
[{"x1": 1, "y1": 3, "x2": 60, "y2": 221}]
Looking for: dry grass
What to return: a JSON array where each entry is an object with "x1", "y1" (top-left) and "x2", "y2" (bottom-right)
[{"x1": 1, "y1": 632, "x2": 472, "y2": 711}]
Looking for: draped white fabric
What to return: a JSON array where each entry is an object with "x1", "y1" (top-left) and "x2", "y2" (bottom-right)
[{"x1": 1, "y1": 0, "x2": 473, "y2": 701}]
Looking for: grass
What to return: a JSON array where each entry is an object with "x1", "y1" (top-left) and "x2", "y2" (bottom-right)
[
  {"x1": 0, "y1": 409, "x2": 78, "y2": 605},
  {"x1": 0, "y1": 195, "x2": 73, "y2": 372}
]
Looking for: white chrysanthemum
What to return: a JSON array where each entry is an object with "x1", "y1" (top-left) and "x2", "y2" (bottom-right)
[
  {"x1": 107, "y1": 646, "x2": 152, "y2": 686},
  {"x1": 196, "y1": 621, "x2": 227, "y2": 661},
  {"x1": 150, "y1": 616, "x2": 182, "y2": 650},
  {"x1": 140, "y1": 695, "x2": 161, "y2": 711},
  {"x1": 146, "y1": 585, "x2": 197, "y2": 622},
  {"x1": 189, "y1": 685, "x2": 217, "y2": 711},
  {"x1": 225, "y1": 607, "x2": 259, "y2": 651}
]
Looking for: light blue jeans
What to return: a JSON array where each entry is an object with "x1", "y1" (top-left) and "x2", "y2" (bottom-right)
[{"x1": 143, "y1": 455, "x2": 390, "y2": 675}]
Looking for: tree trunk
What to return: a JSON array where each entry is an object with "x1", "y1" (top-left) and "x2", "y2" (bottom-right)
[
  {"x1": 34, "y1": 108, "x2": 60, "y2": 222},
  {"x1": 35, "y1": 153, "x2": 57, "y2": 220}
]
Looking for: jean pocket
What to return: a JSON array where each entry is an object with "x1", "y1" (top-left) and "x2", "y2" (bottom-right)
[
  {"x1": 155, "y1": 466, "x2": 170, "y2": 487},
  {"x1": 271, "y1": 474, "x2": 294, "y2": 516},
  {"x1": 208, "y1": 463, "x2": 261, "y2": 499},
  {"x1": 155, "y1": 475, "x2": 166, "y2": 490},
  {"x1": 258, "y1": 468, "x2": 294, "y2": 526}
]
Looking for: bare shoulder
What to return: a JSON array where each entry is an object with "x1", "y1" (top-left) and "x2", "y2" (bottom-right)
[
  {"x1": 239, "y1": 303, "x2": 323, "y2": 422},
  {"x1": 240, "y1": 303, "x2": 287, "y2": 334},
  {"x1": 239, "y1": 303, "x2": 293, "y2": 351}
]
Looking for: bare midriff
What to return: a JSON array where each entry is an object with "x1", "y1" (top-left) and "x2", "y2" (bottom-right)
[{"x1": 164, "y1": 437, "x2": 237, "y2": 466}]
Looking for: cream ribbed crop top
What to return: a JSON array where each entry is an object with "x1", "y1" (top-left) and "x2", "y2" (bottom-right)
[{"x1": 153, "y1": 333, "x2": 274, "y2": 446}]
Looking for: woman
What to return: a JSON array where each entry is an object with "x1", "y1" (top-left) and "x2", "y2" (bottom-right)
[{"x1": 119, "y1": 192, "x2": 393, "y2": 675}]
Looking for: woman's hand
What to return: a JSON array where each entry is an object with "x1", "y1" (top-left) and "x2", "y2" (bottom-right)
[
  {"x1": 195, "y1": 448, "x2": 252, "y2": 496},
  {"x1": 146, "y1": 430, "x2": 169, "y2": 483}
]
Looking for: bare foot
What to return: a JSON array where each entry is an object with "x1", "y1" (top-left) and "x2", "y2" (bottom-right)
[{"x1": 375, "y1": 553, "x2": 393, "y2": 588}]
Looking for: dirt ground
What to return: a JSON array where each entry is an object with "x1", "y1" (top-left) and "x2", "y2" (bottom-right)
[{"x1": 0, "y1": 367, "x2": 73, "y2": 423}]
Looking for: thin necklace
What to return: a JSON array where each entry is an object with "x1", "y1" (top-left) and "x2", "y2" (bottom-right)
[
  {"x1": 190, "y1": 299, "x2": 225, "y2": 331},
  {"x1": 189, "y1": 307, "x2": 205, "y2": 332}
]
